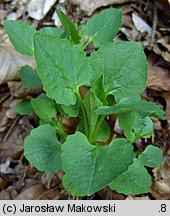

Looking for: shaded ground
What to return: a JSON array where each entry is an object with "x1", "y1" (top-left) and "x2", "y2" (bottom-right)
[{"x1": 0, "y1": 0, "x2": 170, "y2": 200}]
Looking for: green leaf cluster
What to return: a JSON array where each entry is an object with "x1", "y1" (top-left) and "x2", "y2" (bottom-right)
[{"x1": 4, "y1": 8, "x2": 164, "y2": 197}]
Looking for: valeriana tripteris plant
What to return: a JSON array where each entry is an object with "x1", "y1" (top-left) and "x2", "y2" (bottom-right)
[{"x1": 4, "y1": 8, "x2": 164, "y2": 196}]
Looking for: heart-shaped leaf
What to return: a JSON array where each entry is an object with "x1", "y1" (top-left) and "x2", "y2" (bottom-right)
[
  {"x1": 139, "y1": 145, "x2": 163, "y2": 168},
  {"x1": 90, "y1": 42, "x2": 147, "y2": 102},
  {"x1": 109, "y1": 159, "x2": 152, "y2": 195},
  {"x1": 62, "y1": 174, "x2": 85, "y2": 197},
  {"x1": 31, "y1": 94, "x2": 57, "y2": 123},
  {"x1": 61, "y1": 132, "x2": 134, "y2": 195},
  {"x1": 16, "y1": 99, "x2": 34, "y2": 115},
  {"x1": 34, "y1": 34, "x2": 91, "y2": 106},
  {"x1": 24, "y1": 124, "x2": 62, "y2": 172}
]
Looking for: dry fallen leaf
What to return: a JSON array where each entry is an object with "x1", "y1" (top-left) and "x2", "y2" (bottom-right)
[
  {"x1": 147, "y1": 54, "x2": 170, "y2": 92},
  {"x1": 153, "y1": 43, "x2": 170, "y2": 64},
  {"x1": 5, "y1": 100, "x2": 21, "y2": 119},
  {"x1": 8, "y1": 81, "x2": 42, "y2": 98},
  {"x1": 0, "y1": 177, "x2": 8, "y2": 191},
  {"x1": 71, "y1": 0, "x2": 132, "y2": 15},
  {"x1": 132, "y1": 12, "x2": 152, "y2": 36},
  {"x1": 150, "y1": 147, "x2": 170, "y2": 199},
  {"x1": 0, "y1": 125, "x2": 24, "y2": 160},
  {"x1": 38, "y1": 189, "x2": 60, "y2": 200},
  {"x1": 15, "y1": 184, "x2": 46, "y2": 200},
  {"x1": 0, "y1": 160, "x2": 15, "y2": 174},
  {"x1": 126, "y1": 195, "x2": 150, "y2": 200},
  {"x1": 157, "y1": 36, "x2": 170, "y2": 52},
  {"x1": 0, "y1": 42, "x2": 35, "y2": 85},
  {"x1": 161, "y1": 92, "x2": 170, "y2": 120},
  {"x1": 0, "y1": 9, "x2": 7, "y2": 23},
  {"x1": 27, "y1": 0, "x2": 58, "y2": 20},
  {"x1": 121, "y1": 14, "x2": 139, "y2": 41},
  {"x1": 147, "y1": 53, "x2": 170, "y2": 119},
  {"x1": 0, "y1": 189, "x2": 11, "y2": 200}
]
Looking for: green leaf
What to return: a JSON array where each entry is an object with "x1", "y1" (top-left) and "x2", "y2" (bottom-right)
[
  {"x1": 133, "y1": 116, "x2": 153, "y2": 139},
  {"x1": 118, "y1": 112, "x2": 136, "y2": 142},
  {"x1": 56, "y1": 8, "x2": 81, "y2": 44},
  {"x1": 38, "y1": 27, "x2": 64, "y2": 37},
  {"x1": 118, "y1": 114, "x2": 153, "y2": 142},
  {"x1": 95, "y1": 97, "x2": 165, "y2": 119},
  {"x1": 34, "y1": 33, "x2": 91, "y2": 106},
  {"x1": 83, "y1": 8, "x2": 122, "y2": 47},
  {"x1": 92, "y1": 75, "x2": 107, "y2": 105},
  {"x1": 96, "y1": 97, "x2": 164, "y2": 142},
  {"x1": 90, "y1": 42, "x2": 147, "y2": 102},
  {"x1": 96, "y1": 120, "x2": 110, "y2": 142},
  {"x1": 77, "y1": 119, "x2": 85, "y2": 133},
  {"x1": 109, "y1": 159, "x2": 152, "y2": 195},
  {"x1": 139, "y1": 145, "x2": 163, "y2": 168},
  {"x1": 4, "y1": 20, "x2": 36, "y2": 56},
  {"x1": 24, "y1": 124, "x2": 62, "y2": 172},
  {"x1": 31, "y1": 94, "x2": 57, "y2": 122},
  {"x1": 16, "y1": 99, "x2": 34, "y2": 115},
  {"x1": 62, "y1": 174, "x2": 85, "y2": 197},
  {"x1": 61, "y1": 132, "x2": 134, "y2": 195},
  {"x1": 77, "y1": 118, "x2": 110, "y2": 143},
  {"x1": 61, "y1": 99, "x2": 80, "y2": 117},
  {"x1": 19, "y1": 65, "x2": 42, "y2": 88}
]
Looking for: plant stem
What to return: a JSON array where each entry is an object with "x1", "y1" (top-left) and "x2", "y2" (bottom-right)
[
  {"x1": 76, "y1": 91, "x2": 89, "y2": 137},
  {"x1": 82, "y1": 37, "x2": 93, "y2": 50},
  {"x1": 90, "y1": 115, "x2": 105, "y2": 143},
  {"x1": 59, "y1": 114, "x2": 67, "y2": 138},
  {"x1": 53, "y1": 119, "x2": 67, "y2": 142}
]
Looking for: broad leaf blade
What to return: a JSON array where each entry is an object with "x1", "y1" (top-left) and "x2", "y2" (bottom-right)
[
  {"x1": 24, "y1": 124, "x2": 62, "y2": 172},
  {"x1": 133, "y1": 116, "x2": 153, "y2": 139},
  {"x1": 109, "y1": 159, "x2": 152, "y2": 195},
  {"x1": 19, "y1": 65, "x2": 41, "y2": 88},
  {"x1": 61, "y1": 132, "x2": 134, "y2": 195},
  {"x1": 84, "y1": 8, "x2": 122, "y2": 47},
  {"x1": 38, "y1": 27, "x2": 64, "y2": 37},
  {"x1": 4, "y1": 20, "x2": 36, "y2": 56},
  {"x1": 118, "y1": 113, "x2": 153, "y2": 142},
  {"x1": 96, "y1": 120, "x2": 110, "y2": 142},
  {"x1": 139, "y1": 145, "x2": 163, "y2": 168},
  {"x1": 95, "y1": 97, "x2": 165, "y2": 119},
  {"x1": 56, "y1": 8, "x2": 81, "y2": 44},
  {"x1": 96, "y1": 97, "x2": 164, "y2": 142},
  {"x1": 92, "y1": 75, "x2": 107, "y2": 105},
  {"x1": 90, "y1": 42, "x2": 147, "y2": 101},
  {"x1": 61, "y1": 99, "x2": 80, "y2": 117},
  {"x1": 34, "y1": 34, "x2": 91, "y2": 106},
  {"x1": 16, "y1": 99, "x2": 34, "y2": 115},
  {"x1": 62, "y1": 174, "x2": 85, "y2": 196},
  {"x1": 31, "y1": 94, "x2": 57, "y2": 123},
  {"x1": 118, "y1": 112, "x2": 136, "y2": 142}
]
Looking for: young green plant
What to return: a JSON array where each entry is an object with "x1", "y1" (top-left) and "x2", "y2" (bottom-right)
[{"x1": 4, "y1": 8, "x2": 164, "y2": 196}]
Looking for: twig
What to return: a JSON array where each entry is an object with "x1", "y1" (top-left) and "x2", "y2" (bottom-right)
[
  {"x1": 3, "y1": 115, "x2": 20, "y2": 142},
  {"x1": 53, "y1": 190, "x2": 66, "y2": 200},
  {"x1": 0, "y1": 93, "x2": 10, "y2": 104},
  {"x1": 150, "y1": 3, "x2": 158, "y2": 46}
]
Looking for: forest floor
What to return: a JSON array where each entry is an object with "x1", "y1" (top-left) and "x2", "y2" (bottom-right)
[{"x1": 0, "y1": 0, "x2": 170, "y2": 200}]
